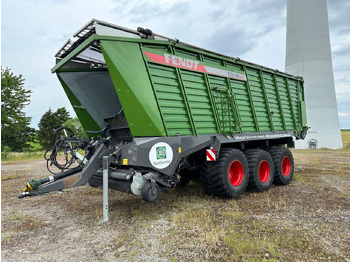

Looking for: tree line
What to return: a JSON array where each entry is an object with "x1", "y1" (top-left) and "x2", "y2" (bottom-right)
[{"x1": 1, "y1": 68, "x2": 86, "y2": 152}]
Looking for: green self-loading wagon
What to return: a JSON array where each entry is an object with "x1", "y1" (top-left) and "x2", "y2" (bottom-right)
[{"x1": 19, "y1": 19, "x2": 308, "y2": 202}]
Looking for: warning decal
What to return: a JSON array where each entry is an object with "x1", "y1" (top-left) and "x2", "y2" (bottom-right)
[{"x1": 206, "y1": 149, "x2": 216, "y2": 161}]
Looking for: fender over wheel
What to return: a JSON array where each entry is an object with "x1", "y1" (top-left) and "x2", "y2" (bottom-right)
[{"x1": 200, "y1": 148, "x2": 249, "y2": 198}]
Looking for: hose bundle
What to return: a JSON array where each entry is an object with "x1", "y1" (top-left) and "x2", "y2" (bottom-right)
[{"x1": 44, "y1": 127, "x2": 83, "y2": 174}]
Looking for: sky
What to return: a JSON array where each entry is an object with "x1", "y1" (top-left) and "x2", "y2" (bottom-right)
[{"x1": 2, "y1": 0, "x2": 350, "y2": 129}]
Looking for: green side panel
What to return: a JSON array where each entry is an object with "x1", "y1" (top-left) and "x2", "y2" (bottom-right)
[
  {"x1": 301, "y1": 101, "x2": 307, "y2": 127},
  {"x1": 181, "y1": 70, "x2": 218, "y2": 134},
  {"x1": 99, "y1": 40, "x2": 166, "y2": 136},
  {"x1": 208, "y1": 75, "x2": 236, "y2": 133},
  {"x1": 58, "y1": 75, "x2": 100, "y2": 138},
  {"x1": 148, "y1": 63, "x2": 193, "y2": 136},
  {"x1": 175, "y1": 49, "x2": 201, "y2": 61},
  {"x1": 230, "y1": 79, "x2": 256, "y2": 132},
  {"x1": 226, "y1": 62, "x2": 246, "y2": 76},
  {"x1": 74, "y1": 108, "x2": 101, "y2": 135},
  {"x1": 275, "y1": 76, "x2": 295, "y2": 130},
  {"x1": 203, "y1": 55, "x2": 224, "y2": 66},
  {"x1": 246, "y1": 68, "x2": 271, "y2": 132},
  {"x1": 287, "y1": 79, "x2": 301, "y2": 127},
  {"x1": 167, "y1": 48, "x2": 219, "y2": 134},
  {"x1": 261, "y1": 72, "x2": 284, "y2": 131},
  {"x1": 143, "y1": 45, "x2": 219, "y2": 136},
  {"x1": 298, "y1": 81, "x2": 307, "y2": 128}
]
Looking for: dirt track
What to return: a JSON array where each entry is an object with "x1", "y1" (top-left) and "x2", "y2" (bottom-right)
[{"x1": 1, "y1": 149, "x2": 350, "y2": 261}]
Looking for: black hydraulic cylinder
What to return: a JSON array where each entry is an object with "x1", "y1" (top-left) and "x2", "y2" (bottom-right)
[
  {"x1": 38, "y1": 166, "x2": 83, "y2": 184},
  {"x1": 89, "y1": 175, "x2": 132, "y2": 194}
]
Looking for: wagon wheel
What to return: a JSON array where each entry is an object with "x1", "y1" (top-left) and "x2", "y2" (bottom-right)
[
  {"x1": 200, "y1": 148, "x2": 249, "y2": 198},
  {"x1": 245, "y1": 149, "x2": 274, "y2": 192},
  {"x1": 269, "y1": 146, "x2": 294, "y2": 185}
]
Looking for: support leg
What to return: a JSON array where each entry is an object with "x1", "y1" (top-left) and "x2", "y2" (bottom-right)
[{"x1": 100, "y1": 156, "x2": 109, "y2": 223}]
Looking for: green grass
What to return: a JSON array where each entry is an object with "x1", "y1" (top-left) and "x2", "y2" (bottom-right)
[
  {"x1": 341, "y1": 130, "x2": 350, "y2": 149},
  {"x1": 1, "y1": 151, "x2": 45, "y2": 161}
]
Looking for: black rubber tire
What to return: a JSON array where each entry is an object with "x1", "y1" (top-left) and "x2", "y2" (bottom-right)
[
  {"x1": 88, "y1": 176, "x2": 100, "y2": 187},
  {"x1": 245, "y1": 149, "x2": 274, "y2": 192},
  {"x1": 269, "y1": 146, "x2": 294, "y2": 185},
  {"x1": 179, "y1": 176, "x2": 191, "y2": 187},
  {"x1": 179, "y1": 168, "x2": 200, "y2": 187},
  {"x1": 200, "y1": 148, "x2": 249, "y2": 198},
  {"x1": 141, "y1": 182, "x2": 160, "y2": 203}
]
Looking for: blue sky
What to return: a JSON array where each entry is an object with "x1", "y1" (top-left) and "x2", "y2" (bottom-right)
[{"x1": 2, "y1": 0, "x2": 350, "y2": 129}]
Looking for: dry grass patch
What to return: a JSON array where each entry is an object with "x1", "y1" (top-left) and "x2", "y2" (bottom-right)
[
  {"x1": 1, "y1": 172, "x2": 24, "y2": 181},
  {"x1": 341, "y1": 130, "x2": 350, "y2": 148},
  {"x1": 2, "y1": 209, "x2": 45, "y2": 247},
  {"x1": 2, "y1": 151, "x2": 45, "y2": 161}
]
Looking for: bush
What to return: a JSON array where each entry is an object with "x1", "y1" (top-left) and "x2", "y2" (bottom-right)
[{"x1": 1, "y1": 146, "x2": 11, "y2": 160}]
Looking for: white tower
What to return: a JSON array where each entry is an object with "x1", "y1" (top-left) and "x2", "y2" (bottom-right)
[{"x1": 285, "y1": 0, "x2": 343, "y2": 149}]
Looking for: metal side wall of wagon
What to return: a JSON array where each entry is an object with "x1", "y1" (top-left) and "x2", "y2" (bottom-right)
[{"x1": 139, "y1": 42, "x2": 305, "y2": 137}]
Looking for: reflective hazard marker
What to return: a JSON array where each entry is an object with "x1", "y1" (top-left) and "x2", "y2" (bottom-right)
[{"x1": 206, "y1": 149, "x2": 216, "y2": 161}]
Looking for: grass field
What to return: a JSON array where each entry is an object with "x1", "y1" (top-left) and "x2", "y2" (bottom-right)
[
  {"x1": 1, "y1": 151, "x2": 46, "y2": 162},
  {"x1": 341, "y1": 129, "x2": 350, "y2": 148},
  {"x1": 1, "y1": 131, "x2": 350, "y2": 261}
]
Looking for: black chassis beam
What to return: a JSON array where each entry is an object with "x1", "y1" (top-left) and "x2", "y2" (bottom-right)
[{"x1": 114, "y1": 130, "x2": 296, "y2": 176}]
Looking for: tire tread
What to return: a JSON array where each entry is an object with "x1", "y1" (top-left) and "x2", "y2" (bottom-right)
[
  {"x1": 269, "y1": 146, "x2": 294, "y2": 185},
  {"x1": 245, "y1": 149, "x2": 274, "y2": 192},
  {"x1": 200, "y1": 148, "x2": 248, "y2": 198}
]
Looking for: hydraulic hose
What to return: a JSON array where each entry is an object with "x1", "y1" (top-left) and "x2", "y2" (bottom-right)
[{"x1": 44, "y1": 126, "x2": 78, "y2": 174}]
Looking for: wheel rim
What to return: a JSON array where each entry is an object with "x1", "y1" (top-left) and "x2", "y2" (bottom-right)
[
  {"x1": 282, "y1": 156, "x2": 291, "y2": 176},
  {"x1": 258, "y1": 160, "x2": 270, "y2": 183},
  {"x1": 228, "y1": 160, "x2": 244, "y2": 186}
]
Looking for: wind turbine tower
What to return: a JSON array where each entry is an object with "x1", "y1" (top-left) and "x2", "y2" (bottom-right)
[{"x1": 285, "y1": 0, "x2": 343, "y2": 149}]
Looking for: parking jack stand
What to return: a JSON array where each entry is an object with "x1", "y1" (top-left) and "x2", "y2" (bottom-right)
[{"x1": 100, "y1": 156, "x2": 109, "y2": 223}]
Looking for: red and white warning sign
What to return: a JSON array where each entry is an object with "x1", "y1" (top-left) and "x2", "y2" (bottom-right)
[{"x1": 206, "y1": 149, "x2": 216, "y2": 161}]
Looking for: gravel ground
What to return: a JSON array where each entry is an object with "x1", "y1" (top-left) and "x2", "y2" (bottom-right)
[{"x1": 1, "y1": 149, "x2": 350, "y2": 261}]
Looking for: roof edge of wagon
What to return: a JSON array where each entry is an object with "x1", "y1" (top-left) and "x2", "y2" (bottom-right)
[{"x1": 52, "y1": 19, "x2": 304, "y2": 81}]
